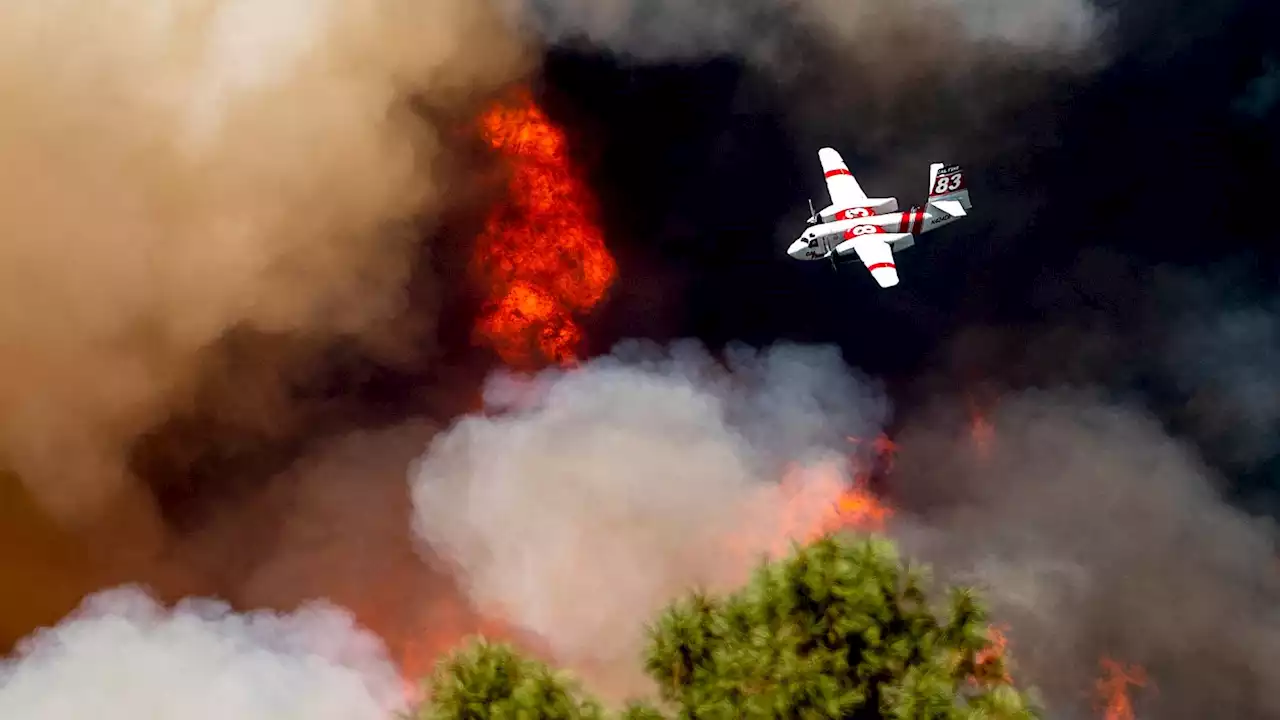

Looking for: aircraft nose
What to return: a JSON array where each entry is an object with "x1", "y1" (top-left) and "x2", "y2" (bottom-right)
[{"x1": 787, "y1": 238, "x2": 808, "y2": 256}]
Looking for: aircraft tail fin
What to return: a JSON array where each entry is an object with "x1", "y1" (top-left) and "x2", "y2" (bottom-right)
[{"x1": 923, "y1": 163, "x2": 972, "y2": 232}]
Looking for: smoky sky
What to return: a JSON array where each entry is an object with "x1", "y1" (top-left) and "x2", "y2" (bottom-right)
[
  {"x1": 3, "y1": 0, "x2": 1280, "y2": 718},
  {"x1": 541, "y1": 0, "x2": 1280, "y2": 502}
]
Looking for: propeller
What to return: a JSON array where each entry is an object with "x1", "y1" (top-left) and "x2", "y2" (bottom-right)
[{"x1": 807, "y1": 198, "x2": 818, "y2": 225}]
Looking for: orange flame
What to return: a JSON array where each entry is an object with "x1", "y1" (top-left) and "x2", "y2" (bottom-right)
[
  {"x1": 760, "y1": 442, "x2": 895, "y2": 558},
  {"x1": 1095, "y1": 658, "x2": 1149, "y2": 720},
  {"x1": 723, "y1": 456, "x2": 895, "y2": 566},
  {"x1": 827, "y1": 477, "x2": 894, "y2": 533},
  {"x1": 824, "y1": 435, "x2": 897, "y2": 537},
  {"x1": 472, "y1": 89, "x2": 617, "y2": 369}
]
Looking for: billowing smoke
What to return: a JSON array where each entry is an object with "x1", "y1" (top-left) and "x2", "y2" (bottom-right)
[
  {"x1": 889, "y1": 391, "x2": 1280, "y2": 718},
  {"x1": 0, "y1": 587, "x2": 405, "y2": 720},
  {"x1": 493, "y1": 0, "x2": 1114, "y2": 218},
  {"x1": 1153, "y1": 268, "x2": 1280, "y2": 473},
  {"x1": 174, "y1": 421, "x2": 501, "y2": 679},
  {"x1": 0, "y1": 0, "x2": 527, "y2": 543},
  {"x1": 410, "y1": 340, "x2": 888, "y2": 699},
  {"x1": 499, "y1": 0, "x2": 1103, "y2": 63},
  {"x1": 410, "y1": 334, "x2": 1280, "y2": 715}
]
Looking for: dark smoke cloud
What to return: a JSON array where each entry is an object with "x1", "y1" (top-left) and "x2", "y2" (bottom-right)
[
  {"x1": 501, "y1": 0, "x2": 1111, "y2": 170},
  {"x1": 928, "y1": 256, "x2": 1280, "y2": 510},
  {"x1": 1233, "y1": 56, "x2": 1280, "y2": 119},
  {"x1": 890, "y1": 391, "x2": 1280, "y2": 719},
  {"x1": 501, "y1": 0, "x2": 1104, "y2": 64},
  {"x1": 1152, "y1": 267, "x2": 1280, "y2": 473}
]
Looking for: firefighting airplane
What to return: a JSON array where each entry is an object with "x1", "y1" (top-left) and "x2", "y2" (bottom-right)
[{"x1": 787, "y1": 147, "x2": 973, "y2": 288}]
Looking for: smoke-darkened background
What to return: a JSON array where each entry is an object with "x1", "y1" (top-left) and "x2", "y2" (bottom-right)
[{"x1": 2, "y1": 0, "x2": 1279, "y2": 718}]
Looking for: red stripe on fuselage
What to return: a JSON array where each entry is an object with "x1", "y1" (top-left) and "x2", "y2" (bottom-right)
[
  {"x1": 824, "y1": 168, "x2": 852, "y2": 178},
  {"x1": 912, "y1": 210, "x2": 924, "y2": 235},
  {"x1": 897, "y1": 212, "x2": 910, "y2": 233}
]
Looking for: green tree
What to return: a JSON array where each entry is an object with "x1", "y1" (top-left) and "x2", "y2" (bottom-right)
[{"x1": 415, "y1": 534, "x2": 1040, "y2": 719}]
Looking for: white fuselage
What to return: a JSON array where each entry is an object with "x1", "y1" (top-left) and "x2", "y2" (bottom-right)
[{"x1": 787, "y1": 205, "x2": 953, "y2": 261}]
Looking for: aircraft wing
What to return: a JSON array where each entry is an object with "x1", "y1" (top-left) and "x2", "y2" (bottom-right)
[
  {"x1": 833, "y1": 234, "x2": 900, "y2": 288},
  {"x1": 818, "y1": 147, "x2": 869, "y2": 211}
]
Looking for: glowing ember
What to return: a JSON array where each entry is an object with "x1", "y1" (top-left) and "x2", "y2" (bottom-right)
[
  {"x1": 967, "y1": 395, "x2": 994, "y2": 460},
  {"x1": 472, "y1": 89, "x2": 617, "y2": 369},
  {"x1": 847, "y1": 432, "x2": 899, "y2": 473},
  {"x1": 1095, "y1": 658, "x2": 1149, "y2": 720},
  {"x1": 974, "y1": 624, "x2": 1013, "y2": 684}
]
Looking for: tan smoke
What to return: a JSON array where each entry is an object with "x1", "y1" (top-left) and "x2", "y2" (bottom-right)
[
  {"x1": 173, "y1": 420, "x2": 503, "y2": 678},
  {"x1": 0, "y1": 0, "x2": 528, "y2": 547}
]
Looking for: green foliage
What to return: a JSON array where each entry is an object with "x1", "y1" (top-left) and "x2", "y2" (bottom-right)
[
  {"x1": 417, "y1": 534, "x2": 1041, "y2": 719},
  {"x1": 414, "y1": 640, "x2": 604, "y2": 720}
]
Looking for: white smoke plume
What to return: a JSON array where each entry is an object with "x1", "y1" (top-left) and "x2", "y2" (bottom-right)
[
  {"x1": 0, "y1": 0, "x2": 527, "y2": 544},
  {"x1": 410, "y1": 339, "x2": 888, "y2": 700},
  {"x1": 0, "y1": 587, "x2": 405, "y2": 720}
]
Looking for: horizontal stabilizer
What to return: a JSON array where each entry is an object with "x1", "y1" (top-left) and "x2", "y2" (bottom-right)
[{"x1": 931, "y1": 199, "x2": 967, "y2": 218}]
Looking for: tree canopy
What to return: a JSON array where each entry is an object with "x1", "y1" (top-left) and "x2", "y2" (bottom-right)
[{"x1": 414, "y1": 533, "x2": 1040, "y2": 719}]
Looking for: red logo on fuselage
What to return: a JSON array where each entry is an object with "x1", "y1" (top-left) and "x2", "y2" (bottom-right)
[
  {"x1": 843, "y1": 224, "x2": 883, "y2": 240},
  {"x1": 834, "y1": 207, "x2": 875, "y2": 221}
]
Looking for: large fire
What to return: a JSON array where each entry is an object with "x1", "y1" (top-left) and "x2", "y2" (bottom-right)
[{"x1": 471, "y1": 89, "x2": 617, "y2": 369}]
